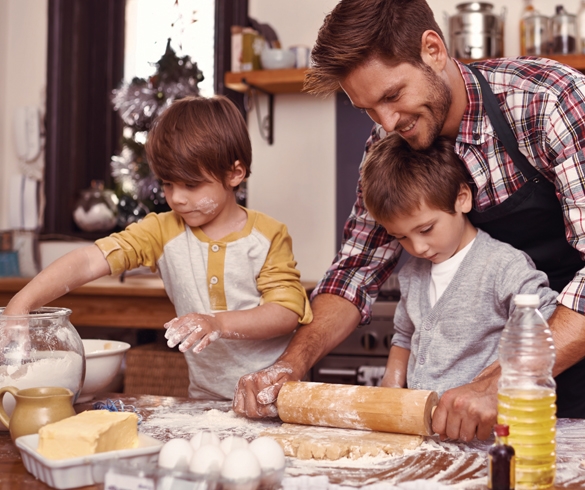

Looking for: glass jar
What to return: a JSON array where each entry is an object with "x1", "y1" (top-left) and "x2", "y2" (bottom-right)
[
  {"x1": 0, "y1": 307, "x2": 85, "y2": 430},
  {"x1": 551, "y1": 5, "x2": 577, "y2": 54},
  {"x1": 73, "y1": 180, "x2": 118, "y2": 233}
]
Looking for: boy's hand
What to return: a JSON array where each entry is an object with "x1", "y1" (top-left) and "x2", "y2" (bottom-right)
[
  {"x1": 233, "y1": 360, "x2": 297, "y2": 419},
  {"x1": 164, "y1": 313, "x2": 222, "y2": 354}
]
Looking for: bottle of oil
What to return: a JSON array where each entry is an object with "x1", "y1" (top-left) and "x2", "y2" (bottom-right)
[
  {"x1": 497, "y1": 294, "x2": 556, "y2": 489},
  {"x1": 488, "y1": 424, "x2": 515, "y2": 490}
]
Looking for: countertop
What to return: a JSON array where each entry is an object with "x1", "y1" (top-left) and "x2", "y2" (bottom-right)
[{"x1": 1, "y1": 394, "x2": 585, "y2": 489}]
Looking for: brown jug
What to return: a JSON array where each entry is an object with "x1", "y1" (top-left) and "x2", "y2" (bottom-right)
[{"x1": 0, "y1": 386, "x2": 75, "y2": 441}]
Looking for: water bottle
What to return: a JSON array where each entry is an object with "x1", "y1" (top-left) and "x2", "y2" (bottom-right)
[{"x1": 497, "y1": 294, "x2": 556, "y2": 489}]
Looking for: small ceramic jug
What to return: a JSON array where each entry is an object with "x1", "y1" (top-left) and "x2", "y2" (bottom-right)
[{"x1": 0, "y1": 386, "x2": 75, "y2": 441}]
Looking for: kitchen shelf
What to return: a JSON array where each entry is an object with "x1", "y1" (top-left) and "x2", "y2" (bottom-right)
[
  {"x1": 460, "y1": 54, "x2": 585, "y2": 70},
  {"x1": 224, "y1": 68, "x2": 309, "y2": 94}
]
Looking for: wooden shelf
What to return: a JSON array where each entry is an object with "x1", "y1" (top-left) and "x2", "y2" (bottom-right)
[
  {"x1": 225, "y1": 55, "x2": 585, "y2": 96},
  {"x1": 224, "y1": 68, "x2": 309, "y2": 94}
]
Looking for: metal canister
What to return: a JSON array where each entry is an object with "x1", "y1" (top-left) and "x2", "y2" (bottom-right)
[{"x1": 449, "y1": 2, "x2": 506, "y2": 59}]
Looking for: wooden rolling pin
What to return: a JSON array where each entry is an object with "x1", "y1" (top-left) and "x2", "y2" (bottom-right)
[{"x1": 276, "y1": 381, "x2": 438, "y2": 436}]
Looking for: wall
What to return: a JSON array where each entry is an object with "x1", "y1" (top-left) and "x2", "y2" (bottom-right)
[
  {"x1": 0, "y1": 0, "x2": 582, "y2": 279},
  {"x1": 0, "y1": 0, "x2": 47, "y2": 231}
]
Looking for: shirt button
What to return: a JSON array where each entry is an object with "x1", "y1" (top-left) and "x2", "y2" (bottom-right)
[
  {"x1": 473, "y1": 132, "x2": 480, "y2": 141},
  {"x1": 210, "y1": 276, "x2": 218, "y2": 285},
  {"x1": 424, "y1": 323, "x2": 431, "y2": 330},
  {"x1": 211, "y1": 244, "x2": 220, "y2": 252},
  {"x1": 419, "y1": 357, "x2": 425, "y2": 365}
]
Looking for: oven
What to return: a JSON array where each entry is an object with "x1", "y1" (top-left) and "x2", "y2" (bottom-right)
[{"x1": 310, "y1": 298, "x2": 397, "y2": 386}]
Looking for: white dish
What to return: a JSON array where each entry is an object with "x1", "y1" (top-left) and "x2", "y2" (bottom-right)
[{"x1": 15, "y1": 432, "x2": 163, "y2": 489}]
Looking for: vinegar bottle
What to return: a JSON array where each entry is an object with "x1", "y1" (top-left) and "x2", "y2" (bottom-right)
[
  {"x1": 488, "y1": 424, "x2": 516, "y2": 490},
  {"x1": 497, "y1": 294, "x2": 556, "y2": 489}
]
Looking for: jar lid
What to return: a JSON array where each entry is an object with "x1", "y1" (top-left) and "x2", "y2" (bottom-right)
[{"x1": 494, "y1": 424, "x2": 510, "y2": 436}]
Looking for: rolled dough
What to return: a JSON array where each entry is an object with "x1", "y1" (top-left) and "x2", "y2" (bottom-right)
[{"x1": 261, "y1": 423, "x2": 423, "y2": 461}]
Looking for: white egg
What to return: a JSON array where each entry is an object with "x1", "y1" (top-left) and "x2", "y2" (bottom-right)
[
  {"x1": 249, "y1": 437, "x2": 285, "y2": 472},
  {"x1": 220, "y1": 435, "x2": 249, "y2": 454},
  {"x1": 189, "y1": 430, "x2": 221, "y2": 451},
  {"x1": 221, "y1": 448, "x2": 262, "y2": 483},
  {"x1": 158, "y1": 438, "x2": 194, "y2": 470},
  {"x1": 189, "y1": 443, "x2": 225, "y2": 475}
]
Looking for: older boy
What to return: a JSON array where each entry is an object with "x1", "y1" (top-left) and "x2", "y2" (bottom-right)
[
  {"x1": 361, "y1": 134, "x2": 558, "y2": 395},
  {"x1": 3, "y1": 96, "x2": 312, "y2": 400}
]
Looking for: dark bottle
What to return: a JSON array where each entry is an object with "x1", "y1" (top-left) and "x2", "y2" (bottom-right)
[{"x1": 488, "y1": 424, "x2": 515, "y2": 490}]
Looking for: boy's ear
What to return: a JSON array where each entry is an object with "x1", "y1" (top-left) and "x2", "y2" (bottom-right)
[
  {"x1": 457, "y1": 184, "x2": 473, "y2": 213},
  {"x1": 228, "y1": 160, "x2": 247, "y2": 188}
]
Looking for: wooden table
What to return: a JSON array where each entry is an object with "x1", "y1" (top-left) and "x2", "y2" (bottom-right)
[{"x1": 2, "y1": 394, "x2": 585, "y2": 489}]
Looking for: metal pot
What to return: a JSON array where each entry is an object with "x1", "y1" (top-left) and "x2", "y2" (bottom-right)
[{"x1": 448, "y1": 2, "x2": 506, "y2": 59}]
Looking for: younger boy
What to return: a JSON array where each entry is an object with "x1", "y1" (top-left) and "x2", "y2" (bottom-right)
[
  {"x1": 361, "y1": 134, "x2": 557, "y2": 396},
  {"x1": 4, "y1": 95, "x2": 312, "y2": 400}
]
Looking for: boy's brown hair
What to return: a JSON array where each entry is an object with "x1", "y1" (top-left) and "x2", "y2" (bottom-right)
[
  {"x1": 146, "y1": 95, "x2": 252, "y2": 187},
  {"x1": 304, "y1": 0, "x2": 446, "y2": 96},
  {"x1": 362, "y1": 134, "x2": 470, "y2": 223}
]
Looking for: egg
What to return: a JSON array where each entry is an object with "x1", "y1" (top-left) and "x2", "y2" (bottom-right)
[
  {"x1": 189, "y1": 443, "x2": 225, "y2": 475},
  {"x1": 249, "y1": 437, "x2": 285, "y2": 472},
  {"x1": 221, "y1": 448, "x2": 262, "y2": 490},
  {"x1": 220, "y1": 435, "x2": 249, "y2": 454},
  {"x1": 158, "y1": 438, "x2": 194, "y2": 470},
  {"x1": 189, "y1": 430, "x2": 220, "y2": 451}
]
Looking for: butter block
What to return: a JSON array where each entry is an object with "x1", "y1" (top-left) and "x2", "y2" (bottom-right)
[{"x1": 37, "y1": 410, "x2": 139, "y2": 460}]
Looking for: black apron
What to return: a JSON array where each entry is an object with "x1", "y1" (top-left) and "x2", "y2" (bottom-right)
[{"x1": 467, "y1": 65, "x2": 585, "y2": 418}]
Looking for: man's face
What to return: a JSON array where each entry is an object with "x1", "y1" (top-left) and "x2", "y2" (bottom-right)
[{"x1": 340, "y1": 57, "x2": 452, "y2": 150}]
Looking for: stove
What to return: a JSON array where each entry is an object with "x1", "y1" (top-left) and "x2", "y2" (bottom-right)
[{"x1": 310, "y1": 299, "x2": 397, "y2": 386}]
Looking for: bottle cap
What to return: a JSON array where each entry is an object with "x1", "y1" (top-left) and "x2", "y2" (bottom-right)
[
  {"x1": 513, "y1": 294, "x2": 539, "y2": 307},
  {"x1": 494, "y1": 424, "x2": 510, "y2": 436}
]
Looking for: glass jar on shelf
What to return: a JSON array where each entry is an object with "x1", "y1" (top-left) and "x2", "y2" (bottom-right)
[
  {"x1": 73, "y1": 180, "x2": 118, "y2": 233},
  {"x1": 551, "y1": 4, "x2": 577, "y2": 55}
]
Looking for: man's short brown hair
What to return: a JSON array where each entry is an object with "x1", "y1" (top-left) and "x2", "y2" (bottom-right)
[
  {"x1": 304, "y1": 0, "x2": 446, "y2": 95},
  {"x1": 146, "y1": 95, "x2": 251, "y2": 187},
  {"x1": 362, "y1": 134, "x2": 470, "y2": 223}
]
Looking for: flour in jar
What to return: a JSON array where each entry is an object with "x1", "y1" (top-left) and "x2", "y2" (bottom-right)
[{"x1": 0, "y1": 350, "x2": 83, "y2": 430}]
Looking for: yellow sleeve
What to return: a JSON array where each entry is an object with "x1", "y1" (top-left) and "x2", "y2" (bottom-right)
[
  {"x1": 94, "y1": 212, "x2": 185, "y2": 275},
  {"x1": 254, "y1": 212, "x2": 313, "y2": 324}
]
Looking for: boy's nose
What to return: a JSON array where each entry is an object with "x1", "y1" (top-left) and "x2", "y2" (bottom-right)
[{"x1": 411, "y1": 241, "x2": 429, "y2": 257}]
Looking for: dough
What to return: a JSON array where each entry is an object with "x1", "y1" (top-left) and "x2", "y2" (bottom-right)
[{"x1": 261, "y1": 423, "x2": 423, "y2": 461}]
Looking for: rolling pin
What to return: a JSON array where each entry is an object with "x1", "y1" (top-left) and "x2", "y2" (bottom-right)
[{"x1": 276, "y1": 381, "x2": 438, "y2": 436}]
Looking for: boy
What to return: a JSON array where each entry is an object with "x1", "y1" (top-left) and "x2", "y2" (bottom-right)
[
  {"x1": 361, "y1": 134, "x2": 557, "y2": 396},
  {"x1": 3, "y1": 95, "x2": 312, "y2": 400}
]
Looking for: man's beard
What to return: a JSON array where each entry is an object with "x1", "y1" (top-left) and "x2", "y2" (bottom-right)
[{"x1": 405, "y1": 65, "x2": 452, "y2": 150}]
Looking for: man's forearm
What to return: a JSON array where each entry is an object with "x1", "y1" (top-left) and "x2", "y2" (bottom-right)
[
  {"x1": 548, "y1": 304, "x2": 585, "y2": 375},
  {"x1": 277, "y1": 293, "x2": 361, "y2": 379}
]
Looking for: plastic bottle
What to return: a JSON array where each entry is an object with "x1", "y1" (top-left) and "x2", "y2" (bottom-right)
[
  {"x1": 520, "y1": 0, "x2": 536, "y2": 56},
  {"x1": 497, "y1": 294, "x2": 556, "y2": 489},
  {"x1": 488, "y1": 424, "x2": 516, "y2": 490}
]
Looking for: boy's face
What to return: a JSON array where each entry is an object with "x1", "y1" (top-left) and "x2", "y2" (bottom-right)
[
  {"x1": 161, "y1": 162, "x2": 245, "y2": 229},
  {"x1": 379, "y1": 188, "x2": 476, "y2": 264}
]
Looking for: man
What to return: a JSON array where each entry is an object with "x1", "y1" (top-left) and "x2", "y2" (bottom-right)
[{"x1": 233, "y1": 0, "x2": 585, "y2": 442}]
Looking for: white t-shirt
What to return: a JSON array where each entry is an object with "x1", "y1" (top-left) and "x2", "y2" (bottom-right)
[{"x1": 429, "y1": 238, "x2": 476, "y2": 307}]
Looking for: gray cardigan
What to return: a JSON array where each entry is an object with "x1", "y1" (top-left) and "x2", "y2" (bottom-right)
[{"x1": 392, "y1": 229, "x2": 558, "y2": 396}]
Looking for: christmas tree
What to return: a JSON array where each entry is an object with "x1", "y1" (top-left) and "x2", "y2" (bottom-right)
[{"x1": 109, "y1": 39, "x2": 204, "y2": 227}]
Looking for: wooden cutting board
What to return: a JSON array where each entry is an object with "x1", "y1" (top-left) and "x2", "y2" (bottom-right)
[{"x1": 261, "y1": 423, "x2": 424, "y2": 461}]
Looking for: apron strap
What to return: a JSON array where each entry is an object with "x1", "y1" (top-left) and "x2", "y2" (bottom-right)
[{"x1": 467, "y1": 65, "x2": 540, "y2": 181}]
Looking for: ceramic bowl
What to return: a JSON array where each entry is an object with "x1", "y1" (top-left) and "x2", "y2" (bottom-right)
[
  {"x1": 260, "y1": 49, "x2": 296, "y2": 70},
  {"x1": 78, "y1": 339, "x2": 131, "y2": 403}
]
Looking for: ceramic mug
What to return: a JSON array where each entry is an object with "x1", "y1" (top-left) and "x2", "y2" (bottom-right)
[{"x1": 0, "y1": 386, "x2": 75, "y2": 441}]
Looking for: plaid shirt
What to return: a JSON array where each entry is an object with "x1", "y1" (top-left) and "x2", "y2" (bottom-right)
[{"x1": 312, "y1": 57, "x2": 585, "y2": 323}]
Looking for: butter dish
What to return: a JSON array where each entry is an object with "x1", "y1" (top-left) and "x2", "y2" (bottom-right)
[{"x1": 15, "y1": 432, "x2": 163, "y2": 489}]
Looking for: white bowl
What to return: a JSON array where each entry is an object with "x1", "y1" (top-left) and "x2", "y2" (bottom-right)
[
  {"x1": 260, "y1": 49, "x2": 296, "y2": 70},
  {"x1": 78, "y1": 339, "x2": 131, "y2": 403}
]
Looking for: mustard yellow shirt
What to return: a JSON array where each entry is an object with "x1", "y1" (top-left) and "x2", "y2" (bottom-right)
[{"x1": 96, "y1": 208, "x2": 312, "y2": 399}]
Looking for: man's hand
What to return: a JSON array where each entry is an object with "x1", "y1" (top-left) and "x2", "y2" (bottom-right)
[
  {"x1": 232, "y1": 361, "x2": 298, "y2": 418},
  {"x1": 432, "y1": 367, "x2": 499, "y2": 442}
]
